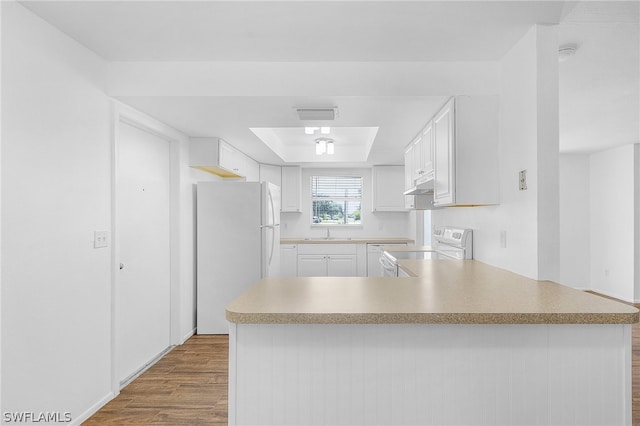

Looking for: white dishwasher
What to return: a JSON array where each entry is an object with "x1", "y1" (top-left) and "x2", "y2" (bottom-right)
[{"x1": 366, "y1": 243, "x2": 406, "y2": 276}]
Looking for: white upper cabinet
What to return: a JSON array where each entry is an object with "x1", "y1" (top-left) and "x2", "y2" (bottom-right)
[
  {"x1": 189, "y1": 137, "x2": 257, "y2": 180},
  {"x1": 372, "y1": 166, "x2": 408, "y2": 212},
  {"x1": 217, "y1": 140, "x2": 239, "y2": 174},
  {"x1": 281, "y1": 166, "x2": 301, "y2": 212},
  {"x1": 259, "y1": 164, "x2": 282, "y2": 186},
  {"x1": 433, "y1": 101, "x2": 455, "y2": 205},
  {"x1": 244, "y1": 157, "x2": 260, "y2": 182},
  {"x1": 432, "y1": 96, "x2": 500, "y2": 207},
  {"x1": 403, "y1": 144, "x2": 415, "y2": 191},
  {"x1": 419, "y1": 121, "x2": 434, "y2": 183},
  {"x1": 411, "y1": 135, "x2": 423, "y2": 182}
]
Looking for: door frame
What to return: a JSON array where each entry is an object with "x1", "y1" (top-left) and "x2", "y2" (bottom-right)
[{"x1": 110, "y1": 101, "x2": 182, "y2": 395}]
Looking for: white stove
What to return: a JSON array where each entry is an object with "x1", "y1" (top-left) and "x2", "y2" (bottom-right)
[{"x1": 379, "y1": 226, "x2": 473, "y2": 276}]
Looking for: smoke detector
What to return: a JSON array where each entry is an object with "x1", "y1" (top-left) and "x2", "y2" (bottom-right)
[{"x1": 558, "y1": 44, "x2": 578, "y2": 62}]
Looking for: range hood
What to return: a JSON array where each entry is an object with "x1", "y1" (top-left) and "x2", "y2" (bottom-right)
[{"x1": 403, "y1": 177, "x2": 434, "y2": 196}]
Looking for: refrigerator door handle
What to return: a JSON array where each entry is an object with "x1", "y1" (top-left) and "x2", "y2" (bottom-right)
[
  {"x1": 268, "y1": 226, "x2": 275, "y2": 266},
  {"x1": 268, "y1": 186, "x2": 277, "y2": 226},
  {"x1": 260, "y1": 224, "x2": 280, "y2": 229}
]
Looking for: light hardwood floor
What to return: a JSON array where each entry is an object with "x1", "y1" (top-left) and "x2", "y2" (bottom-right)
[
  {"x1": 83, "y1": 335, "x2": 229, "y2": 425},
  {"x1": 85, "y1": 316, "x2": 640, "y2": 425}
]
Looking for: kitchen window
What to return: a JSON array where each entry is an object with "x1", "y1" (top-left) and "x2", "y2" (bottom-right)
[{"x1": 310, "y1": 175, "x2": 362, "y2": 226}]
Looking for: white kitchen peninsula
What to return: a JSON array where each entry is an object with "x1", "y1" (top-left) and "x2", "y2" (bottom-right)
[{"x1": 226, "y1": 260, "x2": 638, "y2": 426}]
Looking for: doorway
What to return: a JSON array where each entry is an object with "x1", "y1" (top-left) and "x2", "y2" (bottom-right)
[{"x1": 115, "y1": 117, "x2": 172, "y2": 386}]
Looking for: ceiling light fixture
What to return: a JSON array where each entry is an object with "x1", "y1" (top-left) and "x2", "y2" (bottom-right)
[
  {"x1": 315, "y1": 137, "x2": 333, "y2": 156},
  {"x1": 296, "y1": 107, "x2": 338, "y2": 121}
]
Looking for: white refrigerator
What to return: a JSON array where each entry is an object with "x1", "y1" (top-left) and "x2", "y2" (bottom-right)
[{"x1": 196, "y1": 181, "x2": 281, "y2": 334}]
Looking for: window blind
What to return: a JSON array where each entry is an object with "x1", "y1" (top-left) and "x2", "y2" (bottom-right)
[{"x1": 310, "y1": 176, "x2": 362, "y2": 199}]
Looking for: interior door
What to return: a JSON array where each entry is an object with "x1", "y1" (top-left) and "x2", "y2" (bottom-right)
[{"x1": 117, "y1": 121, "x2": 171, "y2": 385}]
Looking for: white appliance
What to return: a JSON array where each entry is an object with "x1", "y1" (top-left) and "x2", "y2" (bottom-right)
[
  {"x1": 380, "y1": 227, "x2": 472, "y2": 277},
  {"x1": 366, "y1": 243, "x2": 407, "y2": 277},
  {"x1": 196, "y1": 181, "x2": 281, "y2": 334}
]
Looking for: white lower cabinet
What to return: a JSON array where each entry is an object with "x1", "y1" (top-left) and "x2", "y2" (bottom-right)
[
  {"x1": 297, "y1": 255, "x2": 328, "y2": 276},
  {"x1": 297, "y1": 244, "x2": 358, "y2": 277},
  {"x1": 297, "y1": 254, "x2": 357, "y2": 277},
  {"x1": 327, "y1": 255, "x2": 357, "y2": 276},
  {"x1": 280, "y1": 244, "x2": 297, "y2": 277}
]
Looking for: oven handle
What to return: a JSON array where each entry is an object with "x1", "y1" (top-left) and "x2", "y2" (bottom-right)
[{"x1": 379, "y1": 255, "x2": 396, "y2": 271}]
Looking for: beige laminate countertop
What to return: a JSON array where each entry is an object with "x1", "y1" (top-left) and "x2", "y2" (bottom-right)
[
  {"x1": 281, "y1": 237, "x2": 414, "y2": 244},
  {"x1": 226, "y1": 260, "x2": 639, "y2": 325}
]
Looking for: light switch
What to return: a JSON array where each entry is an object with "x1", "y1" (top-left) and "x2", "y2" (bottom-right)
[{"x1": 94, "y1": 231, "x2": 109, "y2": 248}]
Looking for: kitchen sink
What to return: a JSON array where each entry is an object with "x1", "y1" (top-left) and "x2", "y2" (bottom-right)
[{"x1": 303, "y1": 237, "x2": 352, "y2": 241}]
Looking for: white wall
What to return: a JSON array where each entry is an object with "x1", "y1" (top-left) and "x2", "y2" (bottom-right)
[
  {"x1": 2, "y1": 1, "x2": 112, "y2": 421},
  {"x1": 558, "y1": 154, "x2": 590, "y2": 289},
  {"x1": 281, "y1": 168, "x2": 413, "y2": 240},
  {"x1": 1, "y1": 3, "x2": 207, "y2": 422},
  {"x1": 589, "y1": 144, "x2": 637, "y2": 302},
  {"x1": 431, "y1": 25, "x2": 559, "y2": 281}
]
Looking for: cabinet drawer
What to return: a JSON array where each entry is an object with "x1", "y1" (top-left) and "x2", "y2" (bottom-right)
[{"x1": 297, "y1": 244, "x2": 357, "y2": 255}]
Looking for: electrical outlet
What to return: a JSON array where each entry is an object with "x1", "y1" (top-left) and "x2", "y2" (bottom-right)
[
  {"x1": 519, "y1": 170, "x2": 527, "y2": 190},
  {"x1": 94, "y1": 231, "x2": 109, "y2": 248}
]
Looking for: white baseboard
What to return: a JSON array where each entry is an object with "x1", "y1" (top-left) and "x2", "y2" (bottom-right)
[
  {"x1": 181, "y1": 327, "x2": 196, "y2": 344},
  {"x1": 70, "y1": 392, "x2": 114, "y2": 426}
]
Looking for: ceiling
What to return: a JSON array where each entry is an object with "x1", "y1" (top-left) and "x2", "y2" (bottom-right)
[{"x1": 20, "y1": 0, "x2": 639, "y2": 165}]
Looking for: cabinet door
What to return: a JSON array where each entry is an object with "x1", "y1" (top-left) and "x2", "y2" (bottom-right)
[
  {"x1": 260, "y1": 164, "x2": 282, "y2": 186},
  {"x1": 297, "y1": 255, "x2": 326, "y2": 277},
  {"x1": 412, "y1": 136, "x2": 423, "y2": 181},
  {"x1": 403, "y1": 145, "x2": 414, "y2": 191},
  {"x1": 372, "y1": 166, "x2": 407, "y2": 212},
  {"x1": 433, "y1": 99, "x2": 455, "y2": 206},
  {"x1": 421, "y1": 121, "x2": 434, "y2": 179},
  {"x1": 281, "y1": 166, "x2": 301, "y2": 212},
  {"x1": 326, "y1": 255, "x2": 357, "y2": 277},
  {"x1": 281, "y1": 245, "x2": 298, "y2": 277},
  {"x1": 218, "y1": 141, "x2": 237, "y2": 173},
  {"x1": 244, "y1": 157, "x2": 260, "y2": 182}
]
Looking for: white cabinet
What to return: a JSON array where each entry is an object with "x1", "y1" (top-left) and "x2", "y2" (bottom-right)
[
  {"x1": 403, "y1": 145, "x2": 414, "y2": 192},
  {"x1": 432, "y1": 96, "x2": 500, "y2": 207},
  {"x1": 189, "y1": 137, "x2": 257, "y2": 180},
  {"x1": 405, "y1": 123, "x2": 434, "y2": 187},
  {"x1": 326, "y1": 255, "x2": 358, "y2": 276},
  {"x1": 281, "y1": 166, "x2": 301, "y2": 212},
  {"x1": 297, "y1": 244, "x2": 357, "y2": 277},
  {"x1": 280, "y1": 244, "x2": 297, "y2": 277},
  {"x1": 433, "y1": 101, "x2": 455, "y2": 205},
  {"x1": 419, "y1": 122, "x2": 434, "y2": 183},
  {"x1": 297, "y1": 255, "x2": 357, "y2": 277},
  {"x1": 372, "y1": 166, "x2": 407, "y2": 212},
  {"x1": 259, "y1": 164, "x2": 282, "y2": 186},
  {"x1": 411, "y1": 136, "x2": 423, "y2": 182},
  {"x1": 297, "y1": 255, "x2": 327, "y2": 276},
  {"x1": 218, "y1": 140, "x2": 239, "y2": 175},
  {"x1": 245, "y1": 158, "x2": 260, "y2": 182}
]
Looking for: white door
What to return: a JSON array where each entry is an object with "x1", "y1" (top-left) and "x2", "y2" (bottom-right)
[{"x1": 117, "y1": 121, "x2": 171, "y2": 385}]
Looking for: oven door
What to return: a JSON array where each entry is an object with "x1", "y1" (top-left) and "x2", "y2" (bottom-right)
[{"x1": 379, "y1": 253, "x2": 398, "y2": 277}]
